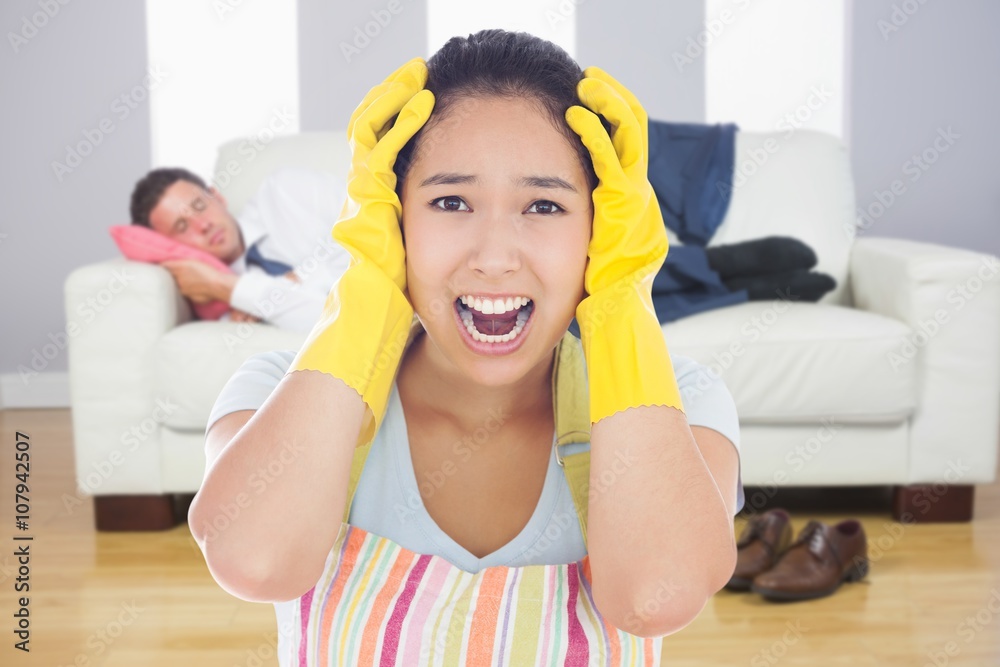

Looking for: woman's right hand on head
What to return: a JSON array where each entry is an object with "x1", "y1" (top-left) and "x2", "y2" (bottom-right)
[
  {"x1": 334, "y1": 57, "x2": 435, "y2": 292},
  {"x1": 288, "y1": 57, "x2": 435, "y2": 448}
]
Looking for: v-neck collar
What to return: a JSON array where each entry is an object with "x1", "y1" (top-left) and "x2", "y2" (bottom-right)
[{"x1": 386, "y1": 382, "x2": 562, "y2": 572}]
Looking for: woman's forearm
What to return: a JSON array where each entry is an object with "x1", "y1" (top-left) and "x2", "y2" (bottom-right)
[
  {"x1": 587, "y1": 404, "x2": 737, "y2": 637},
  {"x1": 189, "y1": 370, "x2": 366, "y2": 601}
]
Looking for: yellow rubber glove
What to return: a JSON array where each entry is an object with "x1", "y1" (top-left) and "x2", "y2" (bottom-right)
[
  {"x1": 565, "y1": 67, "x2": 685, "y2": 424},
  {"x1": 289, "y1": 57, "x2": 435, "y2": 448}
]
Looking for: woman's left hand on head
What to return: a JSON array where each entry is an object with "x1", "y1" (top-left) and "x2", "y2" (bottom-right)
[
  {"x1": 564, "y1": 66, "x2": 683, "y2": 423},
  {"x1": 564, "y1": 66, "x2": 669, "y2": 300}
]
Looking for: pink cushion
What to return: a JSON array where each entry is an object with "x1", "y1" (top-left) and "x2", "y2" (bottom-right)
[{"x1": 108, "y1": 225, "x2": 231, "y2": 320}]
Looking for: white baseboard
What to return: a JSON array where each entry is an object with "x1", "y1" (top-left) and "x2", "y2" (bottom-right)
[{"x1": 0, "y1": 372, "x2": 71, "y2": 409}]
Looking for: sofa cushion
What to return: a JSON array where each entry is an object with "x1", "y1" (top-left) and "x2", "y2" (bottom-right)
[
  {"x1": 154, "y1": 321, "x2": 307, "y2": 430},
  {"x1": 664, "y1": 301, "x2": 917, "y2": 424}
]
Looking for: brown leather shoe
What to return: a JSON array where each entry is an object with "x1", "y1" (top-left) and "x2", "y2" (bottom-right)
[
  {"x1": 726, "y1": 508, "x2": 793, "y2": 591},
  {"x1": 751, "y1": 519, "x2": 869, "y2": 601}
]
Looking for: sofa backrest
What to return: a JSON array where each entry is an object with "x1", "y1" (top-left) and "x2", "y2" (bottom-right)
[
  {"x1": 213, "y1": 131, "x2": 351, "y2": 217},
  {"x1": 707, "y1": 129, "x2": 856, "y2": 306},
  {"x1": 214, "y1": 127, "x2": 856, "y2": 306}
]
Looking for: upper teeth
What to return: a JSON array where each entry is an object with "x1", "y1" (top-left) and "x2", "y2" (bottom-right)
[{"x1": 459, "y1": 295, "x2": 531, "y2": 315}]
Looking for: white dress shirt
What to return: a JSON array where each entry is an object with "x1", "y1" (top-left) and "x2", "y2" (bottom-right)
[{"x1": 225, "y1": 167, "x2": 351, "y2": 333}]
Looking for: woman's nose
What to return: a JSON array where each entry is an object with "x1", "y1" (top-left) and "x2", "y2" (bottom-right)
[{"x1": 468, "y1": 213, "x2": 523, "y2": 276}]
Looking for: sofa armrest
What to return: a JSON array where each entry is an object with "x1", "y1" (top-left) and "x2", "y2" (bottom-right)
[
  {"x1": 850, "y1": 237, "x2": 1000, "y2": 484},
  {"x1": 64, "y1": 259, "x2": 192, "y2": 495}
]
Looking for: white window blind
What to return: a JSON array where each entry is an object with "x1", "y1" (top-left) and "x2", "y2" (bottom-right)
[
  {"x1": 705, "y1": 0, "x2": 845, "y2": 140},
  {"x1": 146, "y1": 0, "x2": 299, "y2": 184}
]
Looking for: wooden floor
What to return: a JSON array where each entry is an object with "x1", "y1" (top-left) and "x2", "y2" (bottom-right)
[{"x1": 1, "y1": 407, "x2": 998, "y2": 666}]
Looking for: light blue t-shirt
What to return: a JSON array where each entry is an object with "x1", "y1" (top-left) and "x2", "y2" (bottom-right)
[{"x1": 206, "y1": 349, "x2": 745, "y2": 575}]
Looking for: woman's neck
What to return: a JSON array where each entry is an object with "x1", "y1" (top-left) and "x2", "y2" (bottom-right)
[{"x1": 397, "y1": 329, "x2": 555, "y2": 437}]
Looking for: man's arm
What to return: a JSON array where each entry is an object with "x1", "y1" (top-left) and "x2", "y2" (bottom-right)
[
  {"x1": 161, "y1": 259, "x2": 237, "y2": 303},
  {"x1": 228, "y1": 265, "x2": 339, "y2": 333},
  {"x1": 228, "y1": 167, "x2": 351, "y2": 332},
  {"x1": 158, "y1": 259, "x2": 266, "y2": 325},
  {"x1": 160, "y1": 244, "x2": 345, "y2": 332}
]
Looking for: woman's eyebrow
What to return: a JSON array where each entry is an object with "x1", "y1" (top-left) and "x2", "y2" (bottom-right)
[
  {"x1": 419, "y1": 172, "x2": 478, "y2": 187},
  {"x1": 516, "y1": 175, "x2": 578, "y2": 193},
  {"x1": 418, "y1": 172, "x2": 578, "y2": 193}
]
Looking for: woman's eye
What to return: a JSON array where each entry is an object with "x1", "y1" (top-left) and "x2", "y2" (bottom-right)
[
  {"x1": 430, "y1": 196, "x2": 470, "y2": 212},
  {"x1": 527, "y1": 200, "x2": 564, "y2": 215}
]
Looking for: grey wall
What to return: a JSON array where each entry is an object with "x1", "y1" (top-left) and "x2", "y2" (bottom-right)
[
  {"x1": 576, "y1": 0, "x2": 705, "y2": 122},
  {"x1": 0, "y1": 0, "x2": 151, "y2": 392},
  {"x1": 2, "y1": 0, "x2": 997, "y2": 399},
  {"x1": 298, "y1": 0, "x2": 428, "y2": 132},
  {"x1": 847, "y1": 0, "x2": 1000, "y2": 256}
]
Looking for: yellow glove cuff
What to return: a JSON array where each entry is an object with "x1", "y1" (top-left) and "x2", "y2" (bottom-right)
[{"x1": 289, "y1": 261, "x2": 414, "y2": 447}]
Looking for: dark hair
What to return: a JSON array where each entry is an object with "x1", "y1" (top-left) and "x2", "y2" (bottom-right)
[
  {"x1": 129, "y1": 167, "x2": 208, "y2": 227},
  {"x1": 393, "y1": 29, "x2": 600, "y2": 195}
]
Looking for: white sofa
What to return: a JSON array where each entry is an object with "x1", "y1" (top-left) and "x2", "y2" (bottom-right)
[{"x1": 64, "y1": 129, "x2": 1000, "y2": 530}]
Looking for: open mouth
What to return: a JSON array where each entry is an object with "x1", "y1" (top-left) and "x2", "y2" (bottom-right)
[{"x1": 454, "y1": 296, "x2": 534, "y2": 344}]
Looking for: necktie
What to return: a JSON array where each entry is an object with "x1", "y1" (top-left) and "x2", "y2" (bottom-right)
[{"x1": 245, "y1": 240, "x2": 293, "y2": 276}]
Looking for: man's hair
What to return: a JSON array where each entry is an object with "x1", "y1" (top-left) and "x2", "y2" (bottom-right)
[
  {"x1": 129, "y1": 167, "x2": 209, "y2": 228},
  {"x1": 393, "y1": 29, "x2": 601, "y2": 195}
]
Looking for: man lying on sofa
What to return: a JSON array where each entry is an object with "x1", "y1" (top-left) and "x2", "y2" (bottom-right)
[{"x1": 128, "y1": 166, "x2": 350, "y2": 333}]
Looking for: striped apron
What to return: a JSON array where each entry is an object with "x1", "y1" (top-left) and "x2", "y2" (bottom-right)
[{"x1": 284, "y1": 321, "x2": 665, "y2": 665}]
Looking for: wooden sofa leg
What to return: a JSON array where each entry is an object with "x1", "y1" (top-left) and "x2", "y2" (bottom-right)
[
  {"x1": 94, "y1": 493, "x2": 193, "y2": 532},
  {"x1": 891, "y1": 484, "x2": 975, "y2": 523}
]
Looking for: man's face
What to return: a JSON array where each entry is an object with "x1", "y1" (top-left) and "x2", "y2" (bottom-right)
[
  {"x1": 147, "y1": 180, "x2": 244, "y2": 264},
  {"x1": 399, "y1": 95, "x2": 593, "y2": 388}
]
